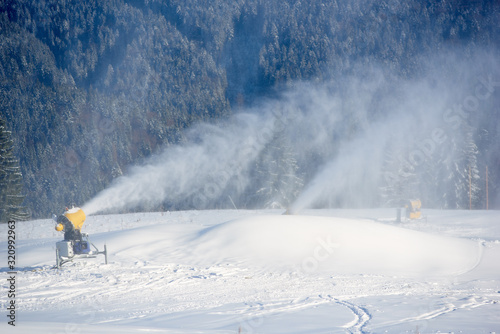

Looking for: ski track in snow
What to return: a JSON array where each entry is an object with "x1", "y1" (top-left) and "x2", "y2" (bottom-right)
[
  {"x1": 323, "y1": 296, "x2": 371, "y2": 334},
  {"x1": 371, "y1": 295, "x2": 498, "y2": 330},
  {"x1": 1, "y1": 209, "x2": 500, "y2": 333},
  {"x1": 337, "y1": 301, "x2": 370, "y2": 334}
]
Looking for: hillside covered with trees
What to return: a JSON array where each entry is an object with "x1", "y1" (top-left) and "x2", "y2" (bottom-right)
[{"x1": 0, "y1": 0, "x2": 499, "y2": 218}]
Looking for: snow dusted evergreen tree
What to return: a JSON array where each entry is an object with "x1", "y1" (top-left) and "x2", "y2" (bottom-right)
[
  {"x1": 0, "y1": 119, "x2": 29, "y2": 221},
  {"x1": 382, "y1": 117, "x2": 483, "y2": 210},
  {"x1": 446, "y1": 128, "x2": 480, "y2": 209},
  {"x1": 423, "y1": 123, "x2": 481, "y2": 209},
  {"x1": 253, "y1": 119, "x2": 303, "y2": 209},
  {"x1": 380, "y1": 141, "x2": 420, "y2": 207},
  {"x1": 420, "y1": 150, "x2": 450, "y2": 209}
]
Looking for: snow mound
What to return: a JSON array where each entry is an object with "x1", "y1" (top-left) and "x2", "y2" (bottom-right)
[{"x1": 189, "y1": 215, "x2": 482, "y2": 277}]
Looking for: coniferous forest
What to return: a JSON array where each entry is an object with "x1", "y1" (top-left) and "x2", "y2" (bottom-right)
[{"x1": 0, "y1": 0, "x2": 499, "y2": 219}]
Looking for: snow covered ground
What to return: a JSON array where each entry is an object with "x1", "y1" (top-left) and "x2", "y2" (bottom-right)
[{"x1": 1, "y1": 208, "x2": 499, "y2": 333}]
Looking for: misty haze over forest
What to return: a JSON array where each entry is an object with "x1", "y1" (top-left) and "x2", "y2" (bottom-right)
[{"x1": 0, "y1": 0, "x2": 499, "y2": 218}]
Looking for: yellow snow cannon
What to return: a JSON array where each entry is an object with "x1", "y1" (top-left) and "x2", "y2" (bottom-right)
[
  {"x1": 405, "y1": 199, "x2": 422, "y2": 220},
  {"x1": 53, "y1": 206, "x2": 108, "y2": 269}
]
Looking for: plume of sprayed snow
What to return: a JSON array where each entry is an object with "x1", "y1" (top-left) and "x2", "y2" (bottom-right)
[
  {"x1": 83, "y1": 80, "x2": 358, "y2": 215},
  {"x1": 83, "y1": 112, "x2": 275, "y2": 215},
  {"x1": 83, "y1": 50, "x2": 499, "y2": 215},
  {"x1": 289, "y1": 78, "x2": 446, "y2": 212},
  {"x1": 290, "y1": 51, "x2": 500, "y2": 212}
]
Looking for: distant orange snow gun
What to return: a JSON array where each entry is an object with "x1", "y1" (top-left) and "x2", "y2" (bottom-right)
[{"x1": 53, "y1": 206, "x2": 108, "y2": 269}]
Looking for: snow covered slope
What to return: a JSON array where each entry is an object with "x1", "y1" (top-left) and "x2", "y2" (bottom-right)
[
  {"x1": 189, "y1": 215, "x2": 481, "y2": 276},
  {"x1": 1, "y1": 209, "x2": 499, "y2": 333}
]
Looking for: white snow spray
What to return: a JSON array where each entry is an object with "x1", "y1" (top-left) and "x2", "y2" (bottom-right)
[
  {"x1": 290, "y1": 51, "x2": 500, "y2": 213},
  {"x1": 82, "y1": 80, "x2": 356, "y2": 215},
  {"x1": 82, "y1": 111, "x2": 275, "y2": 215},
  {"x1": 83, "y1": 51, "x2": 499, "y2": 215}
]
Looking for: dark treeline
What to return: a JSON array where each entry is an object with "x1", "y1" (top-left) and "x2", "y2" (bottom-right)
[{"x1": 0, "y1": 0, "x2": 499, "y2": 218}]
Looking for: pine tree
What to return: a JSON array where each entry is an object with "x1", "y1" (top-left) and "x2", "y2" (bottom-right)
[
  {"x1": 0, "y1": 119, "x2": 30, "y2": 222},
  {"x1": 380, "y1": 141, "x2": 420, "y2": 207},
  {"x1": 254, "y1": 118, "x2": 303, "y2": 209},
  {"x1": 448, "y1": 128, "x2": 480, "y2": 209},
  {"x1": 423, "y1": 125, "x2": 481, "y2": 209}
]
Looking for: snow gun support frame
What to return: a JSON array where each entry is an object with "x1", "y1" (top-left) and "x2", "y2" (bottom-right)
[
  {"x1": 54, "y1": 207, "x2": 108, "y2": 269},
  {"x1": 55, "y1": 233, "x2": 108, "y2": 269}
]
